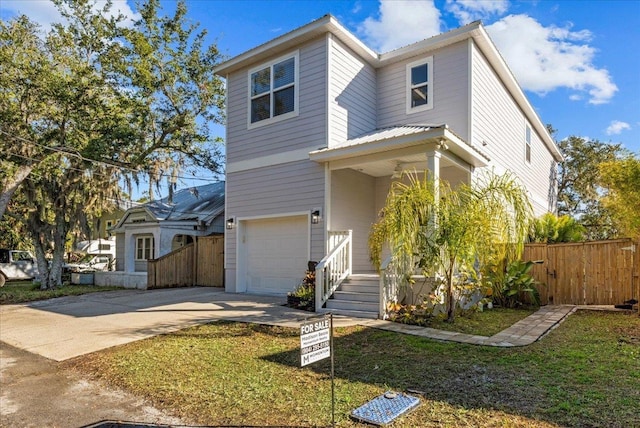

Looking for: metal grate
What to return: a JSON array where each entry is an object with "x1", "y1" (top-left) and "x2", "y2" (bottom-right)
[{"x1": 351, "y1": 391, "x2": 421, "y2": 426}]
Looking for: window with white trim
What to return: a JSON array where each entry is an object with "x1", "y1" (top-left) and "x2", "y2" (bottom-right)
[
  {"x1": 406, "y1": 57, "x2": 433, "y2": 113},
  {"x1": 135, "y1": 236, "x2": 154, "y2": 261},
  {"x1": 249, "y1": 52, "x2": 298, "y2": 126},
  {"x1": 525, "y1": 125, "x2": 532, "y2": 164}
]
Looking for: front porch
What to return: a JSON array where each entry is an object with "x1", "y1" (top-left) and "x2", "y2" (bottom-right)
[{"x1": 311, "y1": 125, "x2": 487, "y2": 318}]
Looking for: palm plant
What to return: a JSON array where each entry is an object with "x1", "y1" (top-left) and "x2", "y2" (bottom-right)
[
  {"x1": 530, "y1": 213, "x2": 585, "y2": 243},
  {"x1": 369, "y1": 170, "x2": 533, "y2": 322}
]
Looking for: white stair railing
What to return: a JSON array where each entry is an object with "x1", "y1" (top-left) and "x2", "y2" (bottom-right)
[
  {"x1": 315, "y1": 230, "x2": 352, "y2": 311},
  {"x1": 379, "y1": 255, "x2": 406, "y2": 319}
]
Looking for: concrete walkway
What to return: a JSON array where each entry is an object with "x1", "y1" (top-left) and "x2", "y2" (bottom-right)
[
  {"x1": 1, "y1": 288, "x2": 578, "y2": 363},
  {"x1": 362, "y1": 305, "x2": 576, "y2": 347}
]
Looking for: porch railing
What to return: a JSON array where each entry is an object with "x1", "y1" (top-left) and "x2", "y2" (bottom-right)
[
  {"x1": 315, "y1": 230, "x2": 352, "y2": 311},
  {"x1": 379, "y1": 255, "x2": 406, "y2": 319}
]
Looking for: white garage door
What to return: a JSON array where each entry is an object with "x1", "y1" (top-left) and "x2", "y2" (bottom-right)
[{"x1": 243, "y1": 215, "x2": 308, "y2": 295}]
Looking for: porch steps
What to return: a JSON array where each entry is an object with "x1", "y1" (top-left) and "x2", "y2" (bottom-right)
[{"x1": 325, "y1": 274, "x2": 379, "y2": 319}]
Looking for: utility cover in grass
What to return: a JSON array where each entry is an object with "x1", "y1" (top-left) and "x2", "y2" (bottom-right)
[{"x1": 351, "y1": 391, "x2": 421, "y2": 426}]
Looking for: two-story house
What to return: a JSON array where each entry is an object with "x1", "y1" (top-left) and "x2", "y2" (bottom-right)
[{"x1": 215, "y1": 15, "x2": 562, "y2": 317}]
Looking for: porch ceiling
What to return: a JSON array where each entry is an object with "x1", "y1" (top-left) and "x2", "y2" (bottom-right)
[{"x1": 309, "y1": 124, "x2": 490, "y2": 177}]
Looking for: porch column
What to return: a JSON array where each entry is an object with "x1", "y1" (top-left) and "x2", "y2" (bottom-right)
[{"x1": 426, "y1": 150, "x2": 441, "y2": 201}]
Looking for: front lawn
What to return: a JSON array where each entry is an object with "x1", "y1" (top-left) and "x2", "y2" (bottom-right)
[
  {"x1": 68, "y1": 310, "x2": 640, "y2": 427},
  {"x1": 0, "y1": 280, "x2": 122, "y2": 304}
]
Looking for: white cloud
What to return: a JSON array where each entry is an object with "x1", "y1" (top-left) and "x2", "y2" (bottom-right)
[
  {"x1": 358, "y1": 0, "x2": 441, "y2": 52},
  {"x1": 1, "y1": 0, "x2": 139, "y2": 32},
  {"x1": 487, "y1": 15, "x2": 617, "y2": 105},
  {"x1": 605, "y1": 120, "x2": 631, "y2": 135},
  {"x1": 445, "y1": 0, "x2": 509, "y2": 24}
]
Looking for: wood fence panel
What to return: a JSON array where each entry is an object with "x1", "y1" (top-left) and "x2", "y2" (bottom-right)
[
  {"x1": 548, "y1": 243, "x2": 584, "y2": 304},
  {"x1": 523, "y1": 244, "x2": 549, "y2": 305},
  {"x1": 147, "y1": 244, "x2": 194, "y2": 289},
  {"x1": 524, "y1": 239, "x2": 639, "y2": 306},
  {"x1": 196, "y1": 236, "x2": 224, "y2": 287},
  {"x1": 584, "y1": 240, "x2": 633, "y2": 305},
  {"x1": 146, "y1": 236, "x2": 224, "y2": 289}
]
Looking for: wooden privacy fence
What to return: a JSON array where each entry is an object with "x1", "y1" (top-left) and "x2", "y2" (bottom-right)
[
  {"x1": 147, "y1": 235, "x2": 224, "y2": 289},
  {"x1": 523, "y1": 238, "x2": 639, "y2": 306}
]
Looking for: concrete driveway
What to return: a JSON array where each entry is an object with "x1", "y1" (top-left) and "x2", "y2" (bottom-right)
[
  {"x1": 0, "y1": 287, "x2": 322, "y2": 362},
  {"x1": 1, "y1": 287, "x2": 357, "y2": 427}
]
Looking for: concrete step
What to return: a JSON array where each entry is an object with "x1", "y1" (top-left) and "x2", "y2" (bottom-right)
[
  {"x1": 339, "y1": 275, "x2": 380, "y2": 294},
  {"x1": 321, "y1": 307, "x2": 379, "y2": 319},
  {"x1": 339, "y1": 283, "x2": 378, "y2": 293},
  {"x1": 345, "y1": 274, "x2": 380, "y2": 284},
  {"x1": 326, "y1": 298, "x2": 378, "y2": 313},
  {"x1": 333, "y1": 290, "x2": 378, "y2": 303}
]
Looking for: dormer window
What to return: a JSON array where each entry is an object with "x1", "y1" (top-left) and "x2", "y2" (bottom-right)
[
  {"x1": 248, "y1": 52, "x2": 299, "y2": 127},
  {"x1": 406, "y1": 57, "x2": 433, "y2": 114}
]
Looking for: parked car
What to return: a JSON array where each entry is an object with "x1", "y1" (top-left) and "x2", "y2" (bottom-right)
[
  {"x1": 63, "y1": 254, "x2": 114, "y2": 273},
  {"x1": 0, "y1": 249, "x2": 39, "y2": 287},
  {"x1": 63, "y1": 238, "x2": 116, "y2": 274}
]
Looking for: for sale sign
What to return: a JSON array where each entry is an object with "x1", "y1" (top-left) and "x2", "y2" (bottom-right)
[{"x1": 300, "y1": 315, "x2": 331, "y2": 367}]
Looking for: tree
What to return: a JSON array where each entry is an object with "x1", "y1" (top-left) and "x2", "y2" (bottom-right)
[
  {"x1": 0, "y1": 16, "x2": 55, "y2": 219},
  {"x1": 556, "y1": 136, "x2": 628, "y2": 239},
  {"x1": 599, "y1": 156, "x2": 640, "y2": 238},
  {"x1": 0, "y1": 0, "x2": 225, "y2": 288},
  {"x1": 369, "y1": 171, "x2": 533, "y2": 322}
]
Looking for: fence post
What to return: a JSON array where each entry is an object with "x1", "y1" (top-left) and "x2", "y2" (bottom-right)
[{"x1": 193, "y1": 237, "x2": 198, "y2": 286}]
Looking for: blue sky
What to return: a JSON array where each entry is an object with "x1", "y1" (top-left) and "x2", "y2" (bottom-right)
[{"x1": 2, "y1": 0, "x2": 639, "y2": 196}]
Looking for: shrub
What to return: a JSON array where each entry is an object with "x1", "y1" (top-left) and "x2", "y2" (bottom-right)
[
  {"x1": 287, "y1": 269, "x2": 315, "y2": 311},
  {"x1": 486, "y1": 260, "x2": 540, "y2": 308}
]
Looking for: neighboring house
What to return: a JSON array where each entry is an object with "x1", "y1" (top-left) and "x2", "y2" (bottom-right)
[
  {"x1": 214, "y1": 16, "x2": 562, "y2": 314},
  {"x1": 112, "y1": 182, "x2": 225, "y2": 272},
  {"x1": 89, "y1": 199, "x2": 141, "y2": 240}
]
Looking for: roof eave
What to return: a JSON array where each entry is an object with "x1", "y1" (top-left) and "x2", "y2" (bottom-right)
[
  {"x1": 214, "y1": 15, "x2": 378, "y2": 76},
  {"x1": 378, "y1": 21, "x2": 482, "y2": 66},
  {"x1": 309, "y1": 127, "x2": 488, "y2": 168}
]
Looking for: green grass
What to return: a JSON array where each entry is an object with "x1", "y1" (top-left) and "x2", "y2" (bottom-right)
[
  {"x1": 69, "y1": 310, "x2": 640, "y2": 427},
  {"x1": 0, "y1": 280, "x2": 122, "y2": 304}
]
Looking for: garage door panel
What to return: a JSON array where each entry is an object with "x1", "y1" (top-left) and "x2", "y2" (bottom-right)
[{"x1": 244, "y1": 216, "x2": 308, "y2": 295}]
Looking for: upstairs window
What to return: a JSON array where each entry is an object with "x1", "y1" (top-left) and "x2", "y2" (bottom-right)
[
  {"x1": 406, "y1": 57, "x2": 433, "y2": 113},
  {"x1": 525, "y1": 125, "x2": 532, "y2": 164},
  {"x1": 249, "y1": 52, "x2": 298, "y2": 127}
]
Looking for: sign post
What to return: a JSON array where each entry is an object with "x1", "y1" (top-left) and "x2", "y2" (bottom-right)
[{"x1": 300, "y1": 313, "x2": 335, "y2": 427}]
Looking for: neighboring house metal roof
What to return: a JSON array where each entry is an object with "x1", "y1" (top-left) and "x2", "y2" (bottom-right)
[
  {"x1": 145, "y1": 181, "x2": 225, "y2": 225},
  {"x1": 113, "y1": 181, "x2": 225, "y2": 231}
]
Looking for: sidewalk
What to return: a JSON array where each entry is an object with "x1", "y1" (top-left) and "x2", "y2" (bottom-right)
[{"x1": 361, "y1": 305, "x2": 576, "y2": 347}]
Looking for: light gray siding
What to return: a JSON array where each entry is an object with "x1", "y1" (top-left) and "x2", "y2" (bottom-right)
[
  {"x1": 328, "y1": 35, "x2": 377, "y2": 146},
  {"x1": 225, "y1": 37, "x2": 328, "y2": 164},
  {"x1": 469, "y1": 41, "x2": 555, "y2": 215},
  {"x1": 224, "y1": 36, "x2": 330, "y2": 292},
  {"x1": 377, "y1": 42, "x2": 470, "y2": 139},
  {"x1": 115, "y1": 233, "x2": 124, "y2": 271},
  {"x1": 331, "y1": 169, "x2": 377, "y2": 272},
  {"x1": 225, "y1": 159, "x2": 325, "y2": 274}
]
